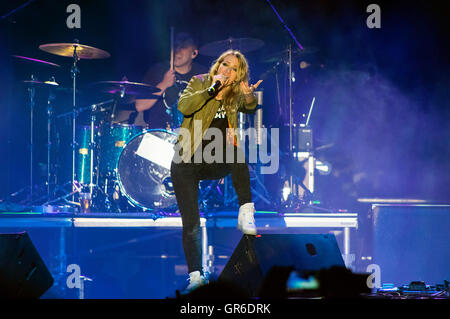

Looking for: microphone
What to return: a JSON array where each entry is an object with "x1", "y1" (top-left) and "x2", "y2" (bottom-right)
[{"x1": 207, "y1": 80, "x2": 221, "y2": 96}]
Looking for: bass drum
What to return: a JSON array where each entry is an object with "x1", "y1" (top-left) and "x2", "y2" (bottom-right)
[{"x1": 116, "y1": 129, "x2": 178, "y2": 210}]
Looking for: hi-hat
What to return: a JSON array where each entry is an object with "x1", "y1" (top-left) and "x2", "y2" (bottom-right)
[
  {"x1": 89, "y1": 80, "x2": 161, "y2": 99},
  {"x1": 199, "y1": 37, "x2": 264, "y2": 56},
  {"x1": 13, "y1": 55, "x2": 61, "y2": 67},
  {"x1": 21, "y1": 80, "x2": 80, "y2": 93},
  {"x1": 22, "y1": 80, "x2": 59, "y2": 87},
  {"x1": 39, "y1": 43, "x2": 110, "y2": 59}
]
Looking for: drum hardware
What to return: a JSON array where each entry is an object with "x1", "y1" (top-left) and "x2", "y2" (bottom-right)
[
  {"x1": 12, "y1": 55, "x2": 61, "y2": 68},
  {"x1": 25, "y1": 76, "x2": 36, "y2": 204},
  {"x1": 22, "y1": 77, "x2": 61, "y2": 204},
  {"x1": 39, "y1": 42, "x2": 111, "y2": 60},
  {"x1": 46, "y1": 78, "x2": 57, "y2": 198},
  {"x1": 73, "y1": 99, "x2": 128, "y2": 212},
  {"x1": 87, "y1": 103, "x2": 99, "y2": 197},
  {"x1": 96, "y1": 121, "x2": 145, "y2": 212},
  {"x1": 45, "y1": 99, "x2": 114, "y2": 210},
  {"x1": 116, "y1": 129, "x2": 179, "y2": 212},
  {"x1": 89, "y1": 79, "x2": 161, "y2": 123},
  {"x1": 265, "y1": 0, "x2": 305, "y2": 153},
  {"x1": 43, "y1": 180, "x2": 83, "y2": 208},
  {"x1": 260, "y1": 47, "x2": 318, "y2": 64},
  {"x1": 85, "y1": 80, "x2": 161, "y2": 212},
  {"x1": 40, "y1": 40, "x2": 111, "y2": 204},
  {"x1": 265, "y1": 1, "x2": 329, "y2": 210},
  {"x1": 14, "y1": 49, "x2": 69, "y2": 206},
  {"x1": 89, "y1": 80, "x2": 161, "y2": 101},
  {"x1": 198, "y1": 37, "x2": 264, "y2": 56}
]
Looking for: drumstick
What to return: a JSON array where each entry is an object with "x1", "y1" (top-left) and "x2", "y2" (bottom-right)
[{"x1": 170, "y1": 27, "x2": 174, "y2": 70}]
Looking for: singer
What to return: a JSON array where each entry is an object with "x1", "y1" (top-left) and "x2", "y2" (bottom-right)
[{"x1": 170, "y1": 50, "x2": 263, "y2": 293}]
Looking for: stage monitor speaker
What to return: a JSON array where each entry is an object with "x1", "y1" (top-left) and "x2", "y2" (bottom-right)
[
  {"x1": 218, "y1": 234, "x2": 345, "y2": 297},
  {"x1": 0, "y1": 231, "x2": 54, "y2": 298}
]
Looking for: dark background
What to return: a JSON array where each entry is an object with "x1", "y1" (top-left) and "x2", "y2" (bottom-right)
[{"x1": 1, "y1": 0, "x2": 449, "y2": 209}]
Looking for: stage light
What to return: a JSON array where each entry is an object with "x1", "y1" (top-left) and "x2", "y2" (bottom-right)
[
  {"x1": 300, "y1": 61, "x2": 310, "y2": 69},
  {"x1": 315, "y1": 159, "x2": 332, "y2": 175},
  {"x1": 282, "y1": 184, "x2": 291, "y2": 201}
]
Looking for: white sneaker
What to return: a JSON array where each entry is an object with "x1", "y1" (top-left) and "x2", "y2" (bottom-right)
[
  {"x1": 237, "y1": 202, "x2": 257, "y2": 235},
  {"x1": 185, "y1": 271, "x2": 208, "y2": 293}
]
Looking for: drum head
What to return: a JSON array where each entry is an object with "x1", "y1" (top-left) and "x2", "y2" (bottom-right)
[{"x1": 117, "y1": 129, "x2": 178, "y2": 210}]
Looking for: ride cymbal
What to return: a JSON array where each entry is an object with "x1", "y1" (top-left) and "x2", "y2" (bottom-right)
[
  {"x1": 261, "y1": 47, "x2": 319, "y2": 63},
  {"x1": 199, "y1": 37, "x2": 264, "y2": 56}
]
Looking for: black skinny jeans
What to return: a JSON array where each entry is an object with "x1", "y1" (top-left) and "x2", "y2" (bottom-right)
[{"x1": 170, "y1": 147, "x2": 252, "y2": 274}]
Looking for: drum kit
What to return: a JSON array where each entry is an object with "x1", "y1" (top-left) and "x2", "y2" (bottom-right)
[
  {"x1": 14, "y1": 34, "x2": 321, "y2": 214},
  {"x1": 14, "y1": 37, "x2": 271, "y2": 214},
  {"x1": 15, "y1": 41, "x2": 182, "y2": 213}
]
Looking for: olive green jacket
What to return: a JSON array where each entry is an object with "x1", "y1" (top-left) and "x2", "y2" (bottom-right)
[{"x1": 175, "y1": 73, "x2": 258, "y2": 162}]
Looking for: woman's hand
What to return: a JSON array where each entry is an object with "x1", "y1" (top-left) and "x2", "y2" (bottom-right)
[{"x1": 240, "y1": 80, "x2": 263, "y2": 95}]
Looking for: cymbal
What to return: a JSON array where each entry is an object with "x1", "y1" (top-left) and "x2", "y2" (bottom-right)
[
  {"x1": 261, "y1": 47, "x2": 319, "y2": 63},
  {"x1": 89, "y1": 80, "x2": 161, "y2": 98},
  {"x1": 199, "y1": 37, "x2": 264, "y2": 56},
  {"x1": 21, "y1": 80, "x2": 80, "y2": 93},
  {"x1": 13, "y1": 55, "x2": 61, "y2": 67},
  {"x1": 22, "y1": 80, "x2": 59, "y2": 87},
  {"x1": 39, "y1": 43, "x2": 110, "y2": 59}
]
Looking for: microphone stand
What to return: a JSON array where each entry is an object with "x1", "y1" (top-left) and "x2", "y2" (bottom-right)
[
  {"x1": 266, "y1": 1, "x2": 332, "y2": 214},
  {"x1": 266, "y1": 0, "x2": 305, "y2": 209}
]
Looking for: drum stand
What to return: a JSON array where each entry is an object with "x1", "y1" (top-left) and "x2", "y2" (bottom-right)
[
  {"x1": 266, "y1": 1, "x2": 319, "y2": 209},
  {"x1": 87, "y1": 99, "x2": 115, "y2": 212},
  {"x1": 46, "y1": 77, "x2": 57, "y2": 199},
  {"x1": 74, "y1": 99, "x2": 116, "y2": 212},
  {"x1": 50, "y1": 42, "x2": 89, "y2": 209},
  {"x1": 42, "y1": 44, "x2": 82, "y2": 209},
  {"x1": 70, "y1": 44, "x2": 80, "y2": 203},
  {"x1": 27, "y1": 75, "x2": 36, "y2": 205}
]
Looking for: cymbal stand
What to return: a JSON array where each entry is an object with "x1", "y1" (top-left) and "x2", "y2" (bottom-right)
[
  {"x1": 288, "y1": 44, "x2": 293, "y2": 188},
  {"x1": 89, "y1": 109, "x2": 96, "y2": 196},
  {"x1": 70, "y1": 42, "x2": 80, "y2": 202},
  {"x1": 50, "y1": 99, "x2": 114, "y2": 210},
  {"x1": 88, "y1": 99, "x2": 114, "y2": 196},
  {"x1": 27, "y1": 75, "x2": 36, "y2": 204},
  {"x1": 109, "y1": 86, "x2": 126, "y2": 122},
  {"x1": 266, "y1": 0, "x2": 309, "y2": 208},
  {"x1": 46, "y1": 77, "x2": 56, "y2": 199}
]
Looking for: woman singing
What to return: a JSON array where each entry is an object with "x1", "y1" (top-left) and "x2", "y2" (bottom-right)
[{"x1": 170, "y1": 49, "x2": 263, "y2": 292}]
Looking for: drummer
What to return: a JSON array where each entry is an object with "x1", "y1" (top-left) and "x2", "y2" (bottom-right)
[{"x1": 135, "y1": 32, "x2": 208, "y2": 129}]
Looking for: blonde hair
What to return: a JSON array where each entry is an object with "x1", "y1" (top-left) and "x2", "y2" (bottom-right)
[{"x1": 208, "y1": 50, "x2": 250, "y2": 106}]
